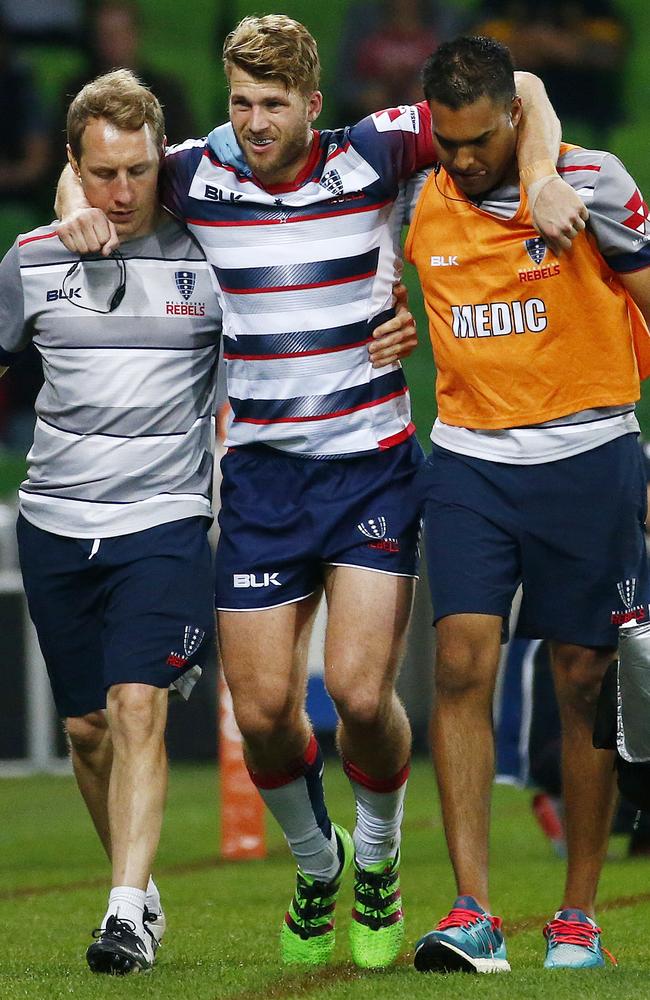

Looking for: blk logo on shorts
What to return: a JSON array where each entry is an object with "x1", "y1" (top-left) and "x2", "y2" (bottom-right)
[{"x1": 233, "y1": 572, "x2": 281, "y2": 589}]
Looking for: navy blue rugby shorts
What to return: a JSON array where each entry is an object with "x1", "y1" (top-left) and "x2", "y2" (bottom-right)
[
  {"x1": 418, "y1": 434, "x2": 649, "y2": 648},
  {"x1": 215, "y1": 435, "x2": 423, "y2": 611},
  {"x1": 17, "y1": 515, "x2": 215, "y2": 717}
]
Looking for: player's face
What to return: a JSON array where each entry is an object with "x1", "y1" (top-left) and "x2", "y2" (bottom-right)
[
  {"x1": 228, "y1": 68, "x2": 322, "y2": 186},
  {"x1": 68, "y1": 118, "x2": 162, "y2": 240},
  {"x1": 429, "y1": 94, "x2": 522, "y2": 197}
]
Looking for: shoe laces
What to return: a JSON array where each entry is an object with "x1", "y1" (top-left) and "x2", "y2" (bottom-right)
[
  {"x1": 92, "y1": 915, "x2": 140, "y2": 945},
  {"x1": 543, "y1": 917, "x2": 617, "y2": 965},
  {"x1": 437, "y1": 907, "x2": 502, "y2": 934},
  {"x1": 293, "y1": 871, "x2": 337, "y2": 926},
  {"x1": 353, "y1": 865, "x2": 400, "y2": 928}
]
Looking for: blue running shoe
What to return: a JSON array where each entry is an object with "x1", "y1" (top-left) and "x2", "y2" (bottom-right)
[
  {"x1": 543, "y1": 909, "x2": 615, "y2": 969},
  {"x1": 414, "y1": 895, "x2": 511, "y2": 974}
]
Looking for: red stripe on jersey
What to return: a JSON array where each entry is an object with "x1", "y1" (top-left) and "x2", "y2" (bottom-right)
[
  {"x1": 221, "y1": 270, "x2": 376, "y2": 295},
  {"x1": 378, "y1": 421, "x2": 416, "y2": 449},
  {"x1": 224, "y1": 336, "x2": 372, "y2": 361},
  {"x1": 186, "y1": 198, "x2": 392, "y2": 228},
  {"x1": 233, "y1": 387, "x2": 409, "y2": 425},
  {"x1": 18, "y1": 232, "x2": 58, "y2": 247},
  {"x1": 557, "y1": 164, "x2": 601, "y2": 173}
]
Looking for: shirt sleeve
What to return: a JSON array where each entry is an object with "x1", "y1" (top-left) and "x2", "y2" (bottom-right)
[
  {"x1": 348, "y1": 102, "x2": 436, "y2": 188},
  {"x1": 159, "y1": 140, "x2": 207, "y2": 221},
  {"x1": 401, "y1": 169, "x2": 432, "y2": 226},
  {"x1": 577, "y1": 151, "x2": 650, "y2": 273},
  {"x1": 0, "y1": 242, "x2": 32, "y2": 361}
]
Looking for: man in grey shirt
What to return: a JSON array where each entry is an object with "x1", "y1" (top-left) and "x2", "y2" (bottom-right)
[
  {"x1": 0, "y1": 69, "x2": 222, "y2": 974},
  {"x1": 1, "y1": 66, "x2": 415, "y2": 975}
]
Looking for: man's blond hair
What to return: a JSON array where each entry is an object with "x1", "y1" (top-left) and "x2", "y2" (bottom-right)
[
  {"x1": 223, "y1": 15, "x2": 320, "y2": 96},
  {"x1": 67, "y1": 69, "x2": 165, "y2": 160}
]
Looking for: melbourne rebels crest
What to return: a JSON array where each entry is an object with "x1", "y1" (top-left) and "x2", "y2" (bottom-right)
[
  {"x1": 524, "y1": 237, "x2": 547, "y2": 266},
  {"x1": 175, "y1": 270, "x2": 196, "y2": 301}
]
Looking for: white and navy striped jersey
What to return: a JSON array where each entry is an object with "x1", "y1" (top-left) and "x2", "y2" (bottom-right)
[
  {"x1": 162, "y1": 105, "x2": 434, "y2": 457},
  {"x1": 0, "y1": 215, "x2": 222, "y2": 537}
]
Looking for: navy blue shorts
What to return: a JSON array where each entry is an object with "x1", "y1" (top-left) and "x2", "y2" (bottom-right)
[
  {"x1": 215, "y1": 436, "x2": 423, "y2": 611},
  {"x1": 418, "y1": 435, "x2": 649, "y2": 647},
  {"x1": 17, "y1": 515, "x2": 215, "y2": 717}
]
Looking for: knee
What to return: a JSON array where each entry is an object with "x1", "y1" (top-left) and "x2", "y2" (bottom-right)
[
  {"x1": 107, "y1": 684, "x2": 166, "y2": 744},
  {"x1": 65, "y1": 711, "x2": 109, "y2": 759},
  {"x1": 554, "y1": 646, "x2": 613, "y2": 709},
  {"x1": 435, "y1": 643, "x2": 495, "y2": 699},
  {"x1": 232, "y1": 686, "x2": 302, "y2": 745},
  {"x1": 327, "y1": 676, "x2": 386, "y2": 729}
]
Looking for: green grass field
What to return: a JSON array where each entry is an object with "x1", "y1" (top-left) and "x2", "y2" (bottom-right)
[{"x1": 2, "y1": 759, "x2": 650, "y2": 999}]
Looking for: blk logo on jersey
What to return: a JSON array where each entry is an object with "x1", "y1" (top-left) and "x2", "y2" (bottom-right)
[
  {"x1": 611, "y1": 577, "x2": 648, "y2": 625},
  {"x1": 175, "y1": 271, "x2": 196, "y2": 301},
  {"x1": 166, "y1": 624, "x2": 206, "y2": 668},
  {"x1": 430, "y1": 255, "x2": 459, "y2": 267},
  {"x1": 47, "y1": 287, "x2": 81, "y2": 301}
]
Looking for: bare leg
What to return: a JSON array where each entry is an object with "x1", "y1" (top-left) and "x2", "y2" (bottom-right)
[
  {"x1": 65, "y1": 711, "x2": 113, "y2": 858},
  {"x1": 218, "y1": 593, "x2": 322, "y2": 771},
  {"x1": 106, "y1": 683, "x2": 169, "y2": 890},
  {"x1": 550, "y1": 642, "x2": 617, "y2": 917},
  {"x1": 432, "y1": 614, "x2": 503, "y2": 912},
  {"x1": 323, "y1": 566, "x2": 413, "y2": 778}
]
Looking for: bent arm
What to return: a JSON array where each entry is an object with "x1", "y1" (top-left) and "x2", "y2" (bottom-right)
[
  {"x1": 514, "y1": 71, "x2": 589, "y2": 254},
  {"x1": 55, "y1": 164, "x2": 119, "y2": 255},
  {"x1": 369, "y1": 283, "x2": 417, "y2": 369}
]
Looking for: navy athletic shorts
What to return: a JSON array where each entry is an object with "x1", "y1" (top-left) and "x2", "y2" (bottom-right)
[
  {"x1": 418, "y1": 434, "x2": 649, "y2": 647},
  {"x1": 215, "y1": 436, "x2": 423, "y2": 611},
  {"x1": 17, "y1": 515, "x2": 215, "y2": 717}
]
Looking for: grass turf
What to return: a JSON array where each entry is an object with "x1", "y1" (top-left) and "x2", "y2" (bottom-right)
[{"x1": 2, "y1": 759, "x2": 650, "y2": 998}]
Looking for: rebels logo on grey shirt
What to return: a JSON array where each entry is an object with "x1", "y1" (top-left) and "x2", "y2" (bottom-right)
[{"x1": 0, "y1": 215, "x2": 222, "y2": 537}]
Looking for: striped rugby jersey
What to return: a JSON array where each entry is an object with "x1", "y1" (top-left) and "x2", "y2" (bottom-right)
[
  {"x1": 161, "y1": 104, "x2": 434, "y2": 457},
  {"x1": 0, "y1": 215, "x2": 222, "y2": 537}
]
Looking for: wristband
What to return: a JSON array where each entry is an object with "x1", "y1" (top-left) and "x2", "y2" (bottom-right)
[
  {"x1": 526, "y1": 173, "x2": 563, "y2": 214},
  {"x1": 519, "y1": 158, "x2": 558, "y2": 188}
]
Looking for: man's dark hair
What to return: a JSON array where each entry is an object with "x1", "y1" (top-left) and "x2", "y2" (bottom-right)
[{"x1": 422, "y1": 36, "x2": 516, "y2": 110}]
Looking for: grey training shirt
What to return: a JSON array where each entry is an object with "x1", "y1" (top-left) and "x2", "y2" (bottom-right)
[{"x1": 0, "y1": 214, "x2": 222, "y2": 537}]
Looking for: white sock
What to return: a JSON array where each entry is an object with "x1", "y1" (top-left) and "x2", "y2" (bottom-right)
[
  {"x1": 145, "y1": 876, "x2": 161, "y2": 916},
  {"x1": 249, "y1": 737, "x2": 340, "y2": 880},
  {"x1": 349, "y1": 778, "x2": 408, "y2": 868},
  {"x1": 102, "y1": 885, "x2": 146, "y2": 934}
]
